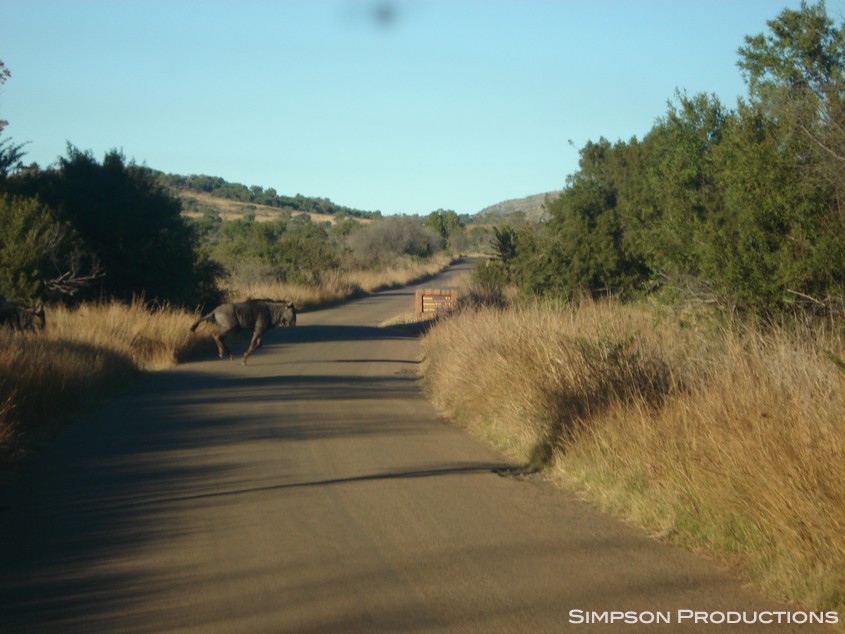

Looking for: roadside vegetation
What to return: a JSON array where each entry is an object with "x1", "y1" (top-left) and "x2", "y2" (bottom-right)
[
  {"x1": 423, "y1": 301, "x2": 845, "y2": 615},
  {"x1": 422, "y1": 2, "x2": 845, "y2": 619},
  {"x1": 0, "y1": 301, "x2": 203, "y2": 465}
]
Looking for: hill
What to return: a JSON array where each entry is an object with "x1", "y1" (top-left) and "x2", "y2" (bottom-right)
[
  {"x1": 157, "y1": 171, "x2": 380, "y2": 224},
  {"x1": 473, "y1": 191, "x2": 561, "y2": 224},
  {"x1": 177, "y1": 190, "x2": 349, "y2": 225}
]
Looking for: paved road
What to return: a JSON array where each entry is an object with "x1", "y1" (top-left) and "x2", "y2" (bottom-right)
[{"x1": 0, "y1": 260, "x2": 830, "y2": 632}]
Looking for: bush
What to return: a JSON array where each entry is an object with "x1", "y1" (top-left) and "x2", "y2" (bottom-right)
[
  {"x1": 466, "y1": 260, "x2": 509, "y2": 307},
  {"x1": 0, "y1": 195, "x2": 99, "y2": 302},
  {"x1": 4, "y1": 147, "x2": 220, "y2": 307},
  {"x1": 346, "y1": 216, "x2": 440, "y2": 264}
]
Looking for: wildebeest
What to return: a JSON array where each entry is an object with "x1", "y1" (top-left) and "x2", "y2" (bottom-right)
[
  {"x1": 190, "y1": 298, "x2": 296, "y2": 364},
  {"x1": 0, "y1": 300, "x2": 46, "y2": 332}
]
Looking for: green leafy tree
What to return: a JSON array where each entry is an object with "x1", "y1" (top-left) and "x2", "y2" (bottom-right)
[
  {"x1": 505, "y1": 2, "x2": 845, "y2": 311},
  {"x1": 713, "y1": 0, "x2": 845, "y2": 308},
  {"x1": 206, "y1": 213, "x2": 341, "y2": 285},
  {"x1": 517, "y1": 139, "x2": 650, "y2": 299},
  {"x1": 738, "y1": 1, "x2": 844, "y2": 110},
  {"x1": 7, "y1": 146, "x2": 220, "y2": 306},
  {"x1": 737, "y1": 0, "x2": 845, "y2": 211},
  {"x1": 0, "y1": 138, "x2": 26, "y2": 180},
  {"x1": 641, "y1": 93, "x2": 728, "y2": 276},
  {"x1": 275, "y1": 218, "x2": 340, "y2": 283},
  {"x1": 491, "y1": 225, "x2": 518, "y2": 264},
  {"x1": 0, "y1": 195, "x2": 100, "y2": 301},
  {"x1": 0, "y1": 59, "x2": 26, "y2": 178},
  {"x1": 0, "y1": 59, "x2": 10, "y2": 134},
  {"x1": 0, "y1": 196, "x2": 61, "y2": 299},
  {"x1": 425, "y1": 209, "x2": 464, "y2": 248}
]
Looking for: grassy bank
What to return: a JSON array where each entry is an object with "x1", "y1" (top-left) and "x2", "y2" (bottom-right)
[
  {"x1": 0, "y1": 300, "x2": 205, "y2": 468},
  {"x1": 421, "y1": 300, "x2": 845, "y2": 617},
  {"x1": 225, "y1": 254, "x2": 455, "y2": 308}
]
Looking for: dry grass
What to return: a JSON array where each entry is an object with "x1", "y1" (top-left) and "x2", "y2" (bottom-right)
[
  {"x1": 225, "y1": 255, "x2": 454, "y2": 308},
  {"x1": 179, "y1": 190, "x2": 345, "y2": 225},
  {"x1": 226, "y1": 268, "x2": 363, "y2": 309},
  {"x1": 422, "y1": 301, "x2": 690, "y2": 462},
  {"x1": 0, "y1": 300, "x2": 206, "y2": 467},
  {"x1": 421, "y1": 300, "x2": 845, "y2": 616}
]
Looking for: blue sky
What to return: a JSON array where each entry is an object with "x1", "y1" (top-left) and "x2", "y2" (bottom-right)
[{"x1": 2, "y1": 0, "x2": 841, "y2": 215}]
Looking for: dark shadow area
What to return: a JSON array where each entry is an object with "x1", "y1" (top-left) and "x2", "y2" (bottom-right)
[
  {"x1": 285, "y1": 324, "x2": 421, "y2": 344},
  {"x1": 0, "y1": 403, "x2": 523, "y2": 633},
  {"x1": 330, "y1": 358, "x2": 420, "y2": 364},
  {"x1": 188, "y1": 323, "x2": 426, "y2": 363},
  {"x1": 0, "y1": 339, "x2": 142, "y2": 475},
  {"x1": 69, "y1": 463, "x2": 516, "y2": 513},
  {"x1": 0, "y1": 309, "x2": 512, "y2": 633},
  {"x1": 153, "y1": 371, "x2": 425, "y2": 407}
]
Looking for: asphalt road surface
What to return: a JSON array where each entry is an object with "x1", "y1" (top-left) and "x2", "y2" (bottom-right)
[{"x1": 0, "y1": 260, "x2": 831, "y2": 632}]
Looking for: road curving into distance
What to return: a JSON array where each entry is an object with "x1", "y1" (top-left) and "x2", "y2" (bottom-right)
[{"x1": 0, "y1": 259, "x2": 833, "y2": 632}]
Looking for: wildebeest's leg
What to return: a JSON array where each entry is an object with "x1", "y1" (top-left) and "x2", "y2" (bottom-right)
[
  {"x1": 213, "y1": 329, "x2": 234, "y2": 360},
  {"x1": 242, "y1": 331, "x2": 263, "y2": 365}
]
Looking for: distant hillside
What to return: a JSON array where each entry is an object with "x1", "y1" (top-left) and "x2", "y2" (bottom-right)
[
  {"x1": 176, "y1": 190, "x2": 349, "y2": 225},
  {"x1": 473, "y1": 191, "x2": 561, "y2": 224},
  {"x1": 157, "y1": 171, "x2": 380, "y2": 223}
]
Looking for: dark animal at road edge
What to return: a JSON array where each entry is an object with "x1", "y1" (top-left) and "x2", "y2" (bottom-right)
[
  {"x1": 0, "y1": 300, "x2": 46, "y2": 332},
  {"x1": 191, "y1": 299, "x2": 296, "y2": 364}
]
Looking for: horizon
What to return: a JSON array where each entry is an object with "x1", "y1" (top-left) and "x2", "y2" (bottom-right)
[{"x1": 3, "y1": 0, "x2": 842, "y2": 215}]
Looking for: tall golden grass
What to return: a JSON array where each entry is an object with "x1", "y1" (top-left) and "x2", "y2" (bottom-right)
[
  {"x1": 0, "y1": 300, "x2": 205, "y2": 467},
  {"x1": 421, "y1": 300, "x2": 845, "y2": 616},
  {"x1": 225, "y1": 255, "x2": 454, "y2": 308}
]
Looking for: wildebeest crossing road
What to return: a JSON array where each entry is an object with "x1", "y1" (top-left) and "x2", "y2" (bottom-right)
[{"x1": 0, "y1": 261, "x2": 829, "y2": 632}]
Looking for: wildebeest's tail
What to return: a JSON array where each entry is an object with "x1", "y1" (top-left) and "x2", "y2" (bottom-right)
[{"x1": 190, "y1": 312, "x2": 215, "y2": 332}]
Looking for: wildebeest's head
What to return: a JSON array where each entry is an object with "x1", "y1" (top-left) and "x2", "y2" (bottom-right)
[
  {"x1": 271, "y1": 300, "x2": 296, "y2": 328},
  {"x1": 243, "y1": 298, "x2": 296, "y2": 328}
]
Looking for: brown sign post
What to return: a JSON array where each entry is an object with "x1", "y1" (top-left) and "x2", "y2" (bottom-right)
[{"x1": 415, "y1": 288, "x2": 459, "y2": 320}]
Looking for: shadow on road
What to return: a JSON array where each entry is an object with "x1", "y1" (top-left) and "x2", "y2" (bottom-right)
[
  {"x1": 0, "y1": 349, "x2": 511, "y2": 632},
  {"x1": 188, "y1": 322, "x2": 432, "y2": 363}
]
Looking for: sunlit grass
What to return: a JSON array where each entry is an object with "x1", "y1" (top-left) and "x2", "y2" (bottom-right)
[
  {"x1": 0, "y1": 300, "x2": 206, "y2": 468},
  {"x1": 421, "y1": 300, "x2": 845, "y2": 617},
  {"x1": 225, "y1": 254, "x2": 454, "y2": 308}
]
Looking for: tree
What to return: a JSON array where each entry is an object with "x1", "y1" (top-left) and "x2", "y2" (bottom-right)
[
  {"x1": 738, "y1": 1, "x2": 845, "y2": 193},
  {"x1": 639, "y1": 93, "x2": 728, "y2": 277},
  {"x1": 0, "y1": 60, "x2": 26, "y2": 178},
  {"x1": 721, "y1": 0, "x2": 845, "y2": 307},
  {"x1": 425, "y1": 209, "x2": 464, "y2": 248},
  {"x1": 0, "y1": 59, "x2": 10, "y2": 134},
  {"x1": 347, "y1": 216, "x2": 439, "y2": 264},
  {"x1": 516, "y1": 138, "x2": 650, "y2": 300},
  {"x1": 491, "y1": 225, "x2": 518, "y2": 264},
  {"x1": 7, "y1": 146, "x2": 219, "y2": 306},
  {"x1": 0, "y1": 195, "x2": 102, "y2": 301},
  {"x1": 504, "y1": 2, "x2": 845, "y2": 311},
  {"x1": 0, "y1": 138, "x2": 26, "y2": 179},
  {"x1": 738, "y1": 1, "x2": 844, "y2": 108}
]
